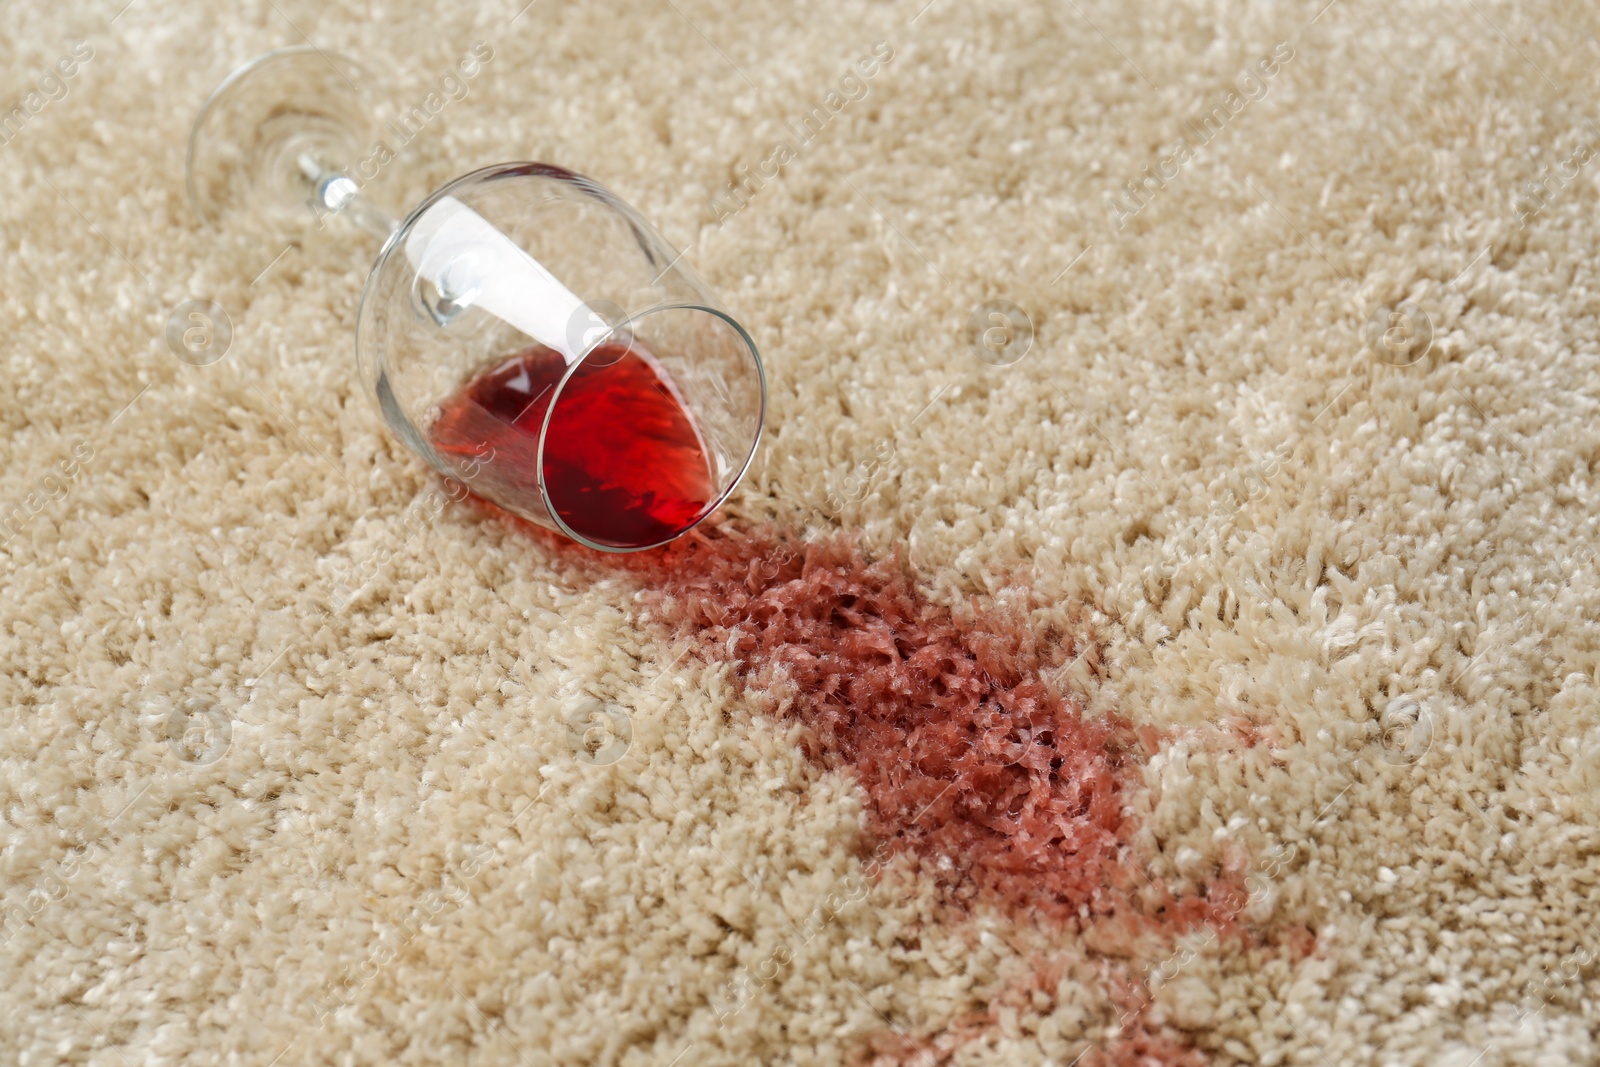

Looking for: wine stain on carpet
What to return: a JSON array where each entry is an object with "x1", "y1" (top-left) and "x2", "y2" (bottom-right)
[{"x1": 610, "y1": 524, "x2": 1290, "y2": 1065}]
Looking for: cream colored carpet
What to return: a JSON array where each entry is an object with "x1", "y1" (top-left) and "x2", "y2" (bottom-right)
[{"x1": 4, "y1": 0, "x2": 1599, "y2": 1064}]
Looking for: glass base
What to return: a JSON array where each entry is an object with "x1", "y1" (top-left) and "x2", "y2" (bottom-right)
[{"x1": 187, "y1": 46, "x2": 375, "y2": 228}]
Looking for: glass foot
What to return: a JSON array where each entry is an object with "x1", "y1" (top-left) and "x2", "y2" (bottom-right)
[{"x1": 187, "y1": 46, "x2": 375, "y2": 228}]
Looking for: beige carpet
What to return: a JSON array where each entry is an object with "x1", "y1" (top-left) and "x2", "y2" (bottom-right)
[{"x1": 4, "y1": 0, "x2": 1600, "y2": 1063}]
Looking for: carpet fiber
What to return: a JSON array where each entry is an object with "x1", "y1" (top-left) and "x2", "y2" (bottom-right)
[{"x1": 3, "y1": 0, "x2": 1599, "y2": 1064}]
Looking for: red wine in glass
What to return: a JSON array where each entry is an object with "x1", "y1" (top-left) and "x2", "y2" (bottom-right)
[
  {"x1": 186, "y1": 51, "x2": 764, "y2": 551},
  {"x1": 429, "y1": 339, "x2": 717, "y2": 549}
]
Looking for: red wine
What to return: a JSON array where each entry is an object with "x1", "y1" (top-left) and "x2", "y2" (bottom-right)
[{"x1": 429, "y1": 340, "x2": 716, "y2": 549}]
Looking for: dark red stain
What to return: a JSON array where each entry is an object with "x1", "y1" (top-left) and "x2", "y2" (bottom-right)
[
  {"x1": 613, "y1": 525, "x2": 1285, "y2": 1065},
  {"x1": 630, "y1": 527, "x2": 1244, "y2": 931},
  {"x1": 642, "y1": 530, "x2": 1130, "y2": 921},
  {"x1": 474, "y1": 516, "x2": 1313, "y2": 1064}
]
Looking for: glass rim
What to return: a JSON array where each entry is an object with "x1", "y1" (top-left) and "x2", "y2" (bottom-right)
[{"x1": 534, "y1": 302, "x2": 766, "y2": 553}]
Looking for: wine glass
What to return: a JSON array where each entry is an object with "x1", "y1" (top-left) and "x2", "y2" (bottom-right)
[{"x1": 187, "y1": 47, "x2": 765, "y2": 552}]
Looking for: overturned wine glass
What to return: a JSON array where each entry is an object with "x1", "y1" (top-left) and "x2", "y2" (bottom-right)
[{"x1": 187, "y1": 47, "x2": 764, "y2": 551}]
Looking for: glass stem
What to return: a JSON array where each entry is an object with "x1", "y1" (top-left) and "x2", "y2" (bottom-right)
[{"x1": 297, "y1": 153, "x2": 400, "y2": 242}]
